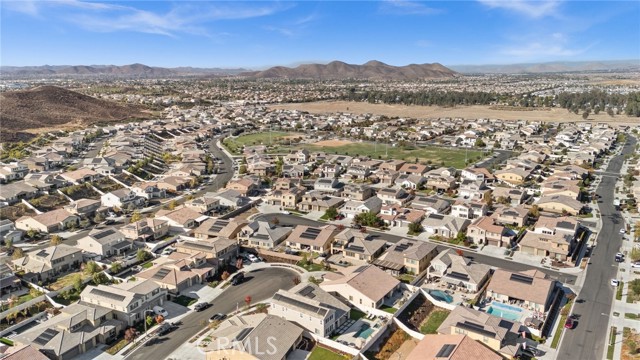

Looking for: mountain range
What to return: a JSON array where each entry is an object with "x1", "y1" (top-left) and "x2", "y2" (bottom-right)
[
  {"x1": 449, "y1": 60, "x2": 640, "y2": 74},
  {"x1": 0, "y1": 63, "x2": 248, "y2": 77}
]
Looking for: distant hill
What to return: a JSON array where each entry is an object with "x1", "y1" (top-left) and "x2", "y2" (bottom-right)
[
  {"x1": 0, "y1": 64, "x2": 248, "y2": 78},
  {"x1": 0, "y1": 86, "x2": 151, "y2": 142},
  {"x1": 240, "y1": 60, "x2": 457, "y2": 80},
  {"x1": 450, "y1": 60, "x2": 640, "y2": 74}
]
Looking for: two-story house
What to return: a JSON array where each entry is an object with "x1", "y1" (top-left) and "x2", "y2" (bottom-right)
[
  {"x1": 374, "y1": 239, "x2": 438, "y2": 275},
  {"x1": 238, "y1": 221, "x2": 292, "y2": 249},
  {"x1": 331, "y1": 228, "x2": 387, "y2": 263},
  {"x1": 377, "y1": 187, "x2": 411, "y2": 206},
  {"x1": 286, "y1": 224, "x2": 337, "y2": 254},
  {"x1": 77, "y1": 228, "x2": 132, "y2": 257},
  {"x1": 12, "y1": 244, "x2": 82, "y2": 282},
  {"x1": 15, "y1": 209, "x2": 79, "y2": 233},
  {"x1": 467, "y1": 216, "x2": 515, "y2": 248}
]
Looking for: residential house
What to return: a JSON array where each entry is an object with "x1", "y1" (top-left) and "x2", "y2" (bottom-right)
[
  {"x1": 174, "y1": 238, "x2": 239, "y2": 266},
  {"x1": 486, "y1": 269, "x2": 556, "y2": 312},
  {"x1": 120, "y1": 218, "x2": 169, "y2": 241},
  {"x1": 491, "y1": 205, "x2": 530, "y2": 227},
  {"x1": 185, "y1": 195, "x2": 220, "y2": 214},
  {"x1": 12, "y1": 244, "x2": 82, "y2": 282},
  {"x1": 491, "y1": 187, "x2": 527, "y2": 206},
  {"x1": 437, "y1": 306, "x2": 524, "y2": 358},
  {"x1": 207, "y1": 314, "x2": 303, "y2": 360},
  {"x1": 101, "y1": 189, "x2": 142, "y2": 209},
  {"x1": 298, "y1": 191, "x2": 344, "y2": 212},
  {"x1": 238, "y1": 221, "x2": 292, "y2": 249},
  {"x1": 377, "y1": 169, "x2": 399, "y2": 186},
  {"x1": 467, "y1": 216, "x2": 514, "y2": 248},
  {"x1": 211, "y1": 189, "x2": 251, "y2": 209},
  {"x1": 157, "y1": 176, "x2": 191, "y2": 192},
  {"x1": 331, "y1": 228, "x2": 387, "y2": 263},
  {"x1": 320, "y1": 264, "x2": 401, "y2": 310},
  {"x1": 225, "y1": 178, "x2": 259, "y2": 196},
  {"x1": 59, "y1": 168, "x2": 101, "y2": 184},
  {"x1": 399, "y1": 163, "x2": 428, "y2": 176},
  {"x1": 494, "y1": 168, "x2": 531, "y2": 185},
  {"x1": 269, "y1": 283, "x2": 350, "y2": 337},
  {"x1": 314, "y1": 178, "x2": 340, "y2": 193},
  {"x1": 461, "y1": 167, "x2": 496, "y2": 183},
  {"x1": 0, "y1": 263, "x2": 21, "y2": 296},
  {"x1": 286, "y1": 224, "x2": 337, "y2": 254},
  {"x1": 15, "y1": 209, "x2": 79, "y2": 233},
  {"x1": 518, "y1": 230, "x2": 575, "y2": 261},
  {"x1": 377, "y1": 187, "x2": 411, "y2": 206},
  {"x1": 406, "y1": 334, "x2": 503, "y2": 360},
  {"x1": 156, "y1": 206, "x2": 204, "y2": 233},
  {"x1": 281, "y1": 164, "x2": 305, "y2": 178},
  {"x1": 0, "y1": 162, "x2": 28, "y2": 182},
  {"x1": 536, "y1": 195, "x2": 584, "y2": 215},
  {"x1": 458, "y1": 179, "x2": 488, "y2": 201},
  {"x1": 80, "y1": 279, "x2": 167, "y2": 326},
  {"x1": 341, "y1": 197, "x2": 383, "y2": 219},
  {"x1": 131, "y1": 182, "x2": 166, "y2": 200},
  {"x1": 193, "y1": 218, "x2": 246, "y2": 240},
  {"x1": 137, "y1": 253, "x2": 215, "y2": 294},
  {"x1": 341, "y1": 184, "x2": 375, "y2": 201},
  {"x1": 533, "y1": 216, "x2": 579, "y2": 237},
  {"x1": 0, "y1": 219, "x2": 22, "y2": 244},
  {"x1": 346, "y1": 165, "x2": 371, "y2": 180},
  {"x1": 379, "y1": 205, "x2": 426, "y2": 228},
  {"x1": 395, "y1": 174, "x2": 427, "y2": 190},
  {"x1": 77, "y1": 228, "x2": 132, "y2": 257},
  {"x1": 540, "y1": 180, "x2": 581, "y2": 200},
  {"x1": 0, "y1": 181, "x2": 40, "y2": 205},
  {"x1": 411, "y1": 195, "x2": 451, "y2": 215},
  {"x1": 64, "y1": 198, "x2": 102, "y2": 218},
  {"x1": 451, "y1": 201, "x2": 487, "y2": 220},
  {"x1": 422, "y1": 214, "x2": 470, "y2": 240},
  {"x1": 427, "y1": 249, "x2": 491, "y2": 293},
  {"x1": 266, "y1": 186, "x2": 306, "y2": 208},
  {"x1": 426, "y1": 176, "x2": 457, "y2": 192},
  {"x1": 379, "y1": 159, "x2": 406, "y2": 172},
  {"x1": 374, "y1": 239, "x2": 438, "y2": 275}
]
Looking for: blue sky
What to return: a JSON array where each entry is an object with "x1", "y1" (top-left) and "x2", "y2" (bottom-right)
[{"x1": 1, "y1": 1, "x2": 639, "y2": 68}]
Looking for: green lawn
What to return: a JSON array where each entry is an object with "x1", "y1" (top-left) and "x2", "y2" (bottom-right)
[
  {"x1": 380, "y1": 305, "x2": 398, "y2": 314},
  {"x1": 350, "y1": 309, "x2": 367, "y2": 321},
  {"x1": 141, "y1": 261, "x2": 154, "y2": 269},
  {"x1": 551, "y1": 313, "x2": 568, "y2": 349},
  {"x1": 48, "y1": 271, "x2": 91, "y2": 291},
  {"x1": 616, "y1": 281, "x2": 624, "y2": 300},
  {"x1": 223, "y1": 132, "x2": 295, "y2": 154},
  {"x1": 299, "y1": 142, "x2": 486, "y2": 169},
  {"x1": 606, "y1": 327, "x2": 617, "y2": 360},
  {"x1": 296, "y1": 261, "x2": 324, "y2": 272},
  {"x1": 308, "y1": 346, "x2": 349, "y2": 360},
  {"x1": 173, "y1": 295, "x2": 198, "y2": 307},
  {"x1": 420, "y1": 309, "x2": 450, "y2": 334}
]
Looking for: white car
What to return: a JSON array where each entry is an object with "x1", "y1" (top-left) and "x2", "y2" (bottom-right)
[
  {"x1": 611, "y1": 279, "x2": 620, "y2": 286},
  {"x1": 247, "y1": 254, "x2": 259, "y2": 263},
  {"x1": 161, "y1": 247, "x2": 175, "y2": 256},
  {"x1": 153, "y1": 306, "x2": 169, "y2": 318},
  {"x1": 620, "y1": 228, "x2": 626, "y2": 234},
  {"x1": 281, "y1": 210, "x2": 290, "y2": 215},
  {"x1": 631, "y1": 262, "x2": 640, "y2": 268}
]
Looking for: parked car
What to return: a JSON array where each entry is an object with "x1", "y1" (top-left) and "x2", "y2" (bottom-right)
[
  {"x1": 611, "y1": 279, "x2": 620, "y2": 286},
  {"x1": 615, "y1": 253, "x2": 625, "y2": 262},
  {"x1": 632, "y1": 262, "x2": 640, "y2": 268},
  {"x1": 162, "y1": 247, "x2": 176, "y2": 256},
  {"x1": 620, "y1": 228, "x2": 626, "y2": 234},
  {"x1": 194, "y1": 303, "x2": 211, "y2": 312},
  {"x1": 231, "y1": 272, "x2": 245, "y2": 286},
  {"x1": 281, "y1": 210, "x2": 290, "y2": 215},
  {"x1": 564, "y1": 317, "x2": 574, "y2": 329},
  {"x1": 153, "y1": 306, "x2": 169, "y2": 318},
  {"x1": 209, "y1": 313, "x2": 227, "y2": 322},
  {"x1": 156, "y1": 322, "x2": 177, "y2": 336},
  {"x1": 247, "y1": 254, "x2": 259, "y2": 263}
]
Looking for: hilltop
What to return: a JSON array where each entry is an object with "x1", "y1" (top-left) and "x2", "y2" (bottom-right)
[
  {"x1": 0, "y1": 86, "x2": 151, "y2": 142},
  {"x1": 0, "y1": 63, "x2": 248, "y2": 78},
  {"x1": 240, "y1": 60, "x2": 457, "y2": 80}
]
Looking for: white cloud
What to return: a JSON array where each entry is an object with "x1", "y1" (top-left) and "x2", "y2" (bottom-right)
[
  {"x1": 380, "y1": 0, "x2": 442, "y2": 15},
  {"x1": 478, "y1": 0, "x2": 561, "y2": 18},
  {"x1": 498, "y1": 32, "x2": 595, "y2": 60},
  {"x1": 3, "y1": 1, "x2": 290, "y2": 37}
]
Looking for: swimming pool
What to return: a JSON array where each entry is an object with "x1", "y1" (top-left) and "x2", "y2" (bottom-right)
[
  {"x1": 487, "y1": 306, "x2": 522, "y2": 322},
  {"x1": 427, "y1": 290, "x2": 454, "y2": 304},
  {"x1": 491, "y1": 302, "x2": 523, "y2": 312},
  {"x1": 358, "y1": 327, "x2": 375, "y2": 339}
]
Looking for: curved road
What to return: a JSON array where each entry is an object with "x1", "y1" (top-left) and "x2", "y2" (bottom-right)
[
  {"x1": 557, "y1": 136, "x2": 636, "y2": 360},
  {"x1": 254, "y1": 214, "x2": 577, "y2": 284},
  {"x1": 126, "y1": 267, "x2": 299, "y2": 360}
]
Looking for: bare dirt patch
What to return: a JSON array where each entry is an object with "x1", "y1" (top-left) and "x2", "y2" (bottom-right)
[
  {"x1": 270, "y1": 101, "x2": 639, "y2": 124},
  {"x1": 313, "y1": 139, "x2": 355, "y2": 147}
]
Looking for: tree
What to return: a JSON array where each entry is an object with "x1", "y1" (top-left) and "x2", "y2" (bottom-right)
[
  {"x1": 324, "y1": 207, "x2": 338, "y2": 220},
  {"x1": 124, "y1": 327, "x2": 137, "y2": 343},
  {"x1": 474, "y1": 138, "x2": 486, "y2": 148},
  {"x1": 11, "y1": 247, "x2": 24, "y2": 260},
  {"x1": 167, "y1": 200, "x2": 177, "y2": 210},
  {"x1": 4, "y1": 239, "x2": 12, "y2": 249},
  {"x1": 110, "y1": 262, "x2": 123, "y2": 274},
  {"x1": 26, "y1": 229, "x2": 38, "y2": 239},
  {"x1": 275, "y1": 156, "x2": 284, "y2": 177},
  {"x1": 483, "y1": 190, "x2": 493, "y2": 207},
  {"x1": 84, "y1": 261, "x2": 101, "y2": 275},
  {"x1": 92, "y1": 272, "x2": 109, "y2": 285},
  {"x1": 354, "y1": 211, "x2": 384, "y2": 228},
  {"x1": 221, "y1": 271, "x2": 230, "y2": 281},
  {"x1": 93, "y1": 212, "x2": 105, "y2": 223},
  {"x1": 155, "y1": 314, "x2": 164, "y2": 324},
  {"x1": 292, "y1": 276, "x2": 301, "y2": 285},
  {"x1": 130, "y1": 211, "x2": 142, "y2": 223},
  {"x1": 408, "y1": 222, "x2": 423, "y2": 235},
  {"x1": 137, "y1": 249, "x2": 152, "y2": 262},
  {"x1": 239, "y1": 164, "x2": 247, "y2": 174},
  {"x1": 529, "y1": 205, "x2": 540, "y2": 218},
  {"x1": 456, "y1": 230, "x2": 467, "y2": 244},
  {"x1": 50, "y1": 235, "x2": 63, "y2": 246},
  {"x1": 308, "y1": 276, "x2": 322, "y2": 285},
  {"x1": 73, "y1": 274, "x2": 83, "y2": 293},
  {"x1": 146, "y1": 315, "x2": 154, "y2": 327},
  {"x1": 582, "y1": 110, "x2": 590, "y2": 120},
  {"x1": 235, "y1": 257, "x2": 244, "y2": 269},
  {"x1": 493, "y1": 141, "x2": 500, "y2": 149}
]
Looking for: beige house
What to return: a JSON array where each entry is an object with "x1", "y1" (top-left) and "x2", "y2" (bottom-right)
[
  {"x1": 536, "y1": 195, "x2": 583, "y2": 215},
  {"x1": 491, "y1": 205, "x2": 530, "y2": 227},
  {"x1": 518, "y1": 231, "x2": 574, "y2": 261},
  {"x1": 77, "y1": 228, "x2": 132, "y2": 257},
  {"x1": 331, "y1": 228, "x2": 387, "y2": 263},
  {"x1": 137, "y1": 252, "x2": 215, "y2": 294},
  {"x1": 286, "y1": 224, "x2": 337, "y2": 254},
  {"x1": 193, "y1": 218, "x2": 246, "y2": 240},
  {"x1": 120, "y1": 218, "x2": 169, "y2": 241},
  {"x1": 156, "y1": 206, "x2": 204, "y2": 233},
  {"x1": 407, "y1": 334, "x2": 503, "y2": 360},
  {"x1": 297, "y1": 192, "x2": 344, "y2": 212},
  {"x1": 467, "y1": 216, "x2": 514, "y2": 248},
  {"x1": 15, "y1": 209, "x2": 79, "y2": 233},
  {"x1": 269, "y1": 283, "x2": 350, "y2": 337},
  {"x1": 494, "y1": 168, "x2": 531, "y2": 185},
  {"x1": 174, "y1": 238, "x2": 239, "y2": 267},
  {"x1": 486, "y1": 269, "x2": 556, "y2": 312},
  {"x1": 437, "y1": 306, "x2": 524, "y2": 358},
  {"x1": 266, "y1": 186, "x2": 305, "y2": 208},
  {"x1": 12, "y1": 244, "x2": 82, "y2": 283},
  {"x1": 225, "y1": 178, "x2": 258, "y2": 196},
  {"x1": 374, "y1": 239, "x2": 438, "y2": 275},
  {"x1": 427, "y1": 249, "x2": 491, "y2": 293},
  {"x1": 238, "y1": 221, "x2": 292, "y2": 249},
  {"x1": 320, "y1": 264, "x2": 401, "y2": 310}
]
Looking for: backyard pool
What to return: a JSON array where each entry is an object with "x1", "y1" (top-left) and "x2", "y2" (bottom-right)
[
  {"x1": 355, "y1": 324, "x2": 374, "y2": 339},
  {"x1": 487, "y1": 306, "x2": 522, "y2": 322},
  {"x1": 427, "y1": 290, "x2": 454, "y2": 304},
  {"x1": 491, "y1": 302, "x2": 524, "y2": 313}
]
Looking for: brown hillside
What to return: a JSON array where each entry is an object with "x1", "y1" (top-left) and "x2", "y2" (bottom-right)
[
  {"x1": 0, "y1": 85, "x2": 151, "y2": 142},
  {"x1": 241, "y1": 60, "x2": 457, "y2": 80}
]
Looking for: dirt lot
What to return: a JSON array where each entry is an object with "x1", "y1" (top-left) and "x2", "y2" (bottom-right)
[
  {"x1": 313, "y1": 139, "x2": 355, "y2": 147},
  {"x1": 270, "y1": 101, "x2": 640, "y2": 124}
]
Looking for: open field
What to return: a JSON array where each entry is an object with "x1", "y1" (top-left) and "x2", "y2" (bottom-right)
[
  {"x1": 314, "y1": 139, "x2": 354, "y2": 147},
  {"x1": 301, "y1": 141, "x2": 485, "y2": 169},
  {"x1": 270, "y1": 101, "x2": 640, "y2": 124},
  {"x1": 224, "y1": 131, "x2": 304, "y2": 154}
]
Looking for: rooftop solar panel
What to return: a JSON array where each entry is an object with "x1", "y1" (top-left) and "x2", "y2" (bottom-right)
[
  {"x1": 235, "y1": 327, "x2": 254, "y2": 341},
  {"x1": 456, "y1": 321, "x2": 495, "y2": 338},
  {"x1": 273, "y1": 293, "x2": 327, "y2": 317},
  {"x1": 153, "y1": 268, "x2": 172, "y2": 280},
  {"x1": 435, "y1": 344, "x2": 457, "y2": 358},
  {"x1": 90, "y1": 288, "x2": 126, "y2": 302},
  {"x1": 447, "y1": 271, "x2": 470, "y2": 281},
  {"x1": 33, "y1": 328, "x2": 59, "y2": 346},
  {"x1": 510, "y1": 273, "x2": 534, "y2": 284}
]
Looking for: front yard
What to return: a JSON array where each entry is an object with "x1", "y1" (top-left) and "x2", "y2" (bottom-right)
[{"x1": 172, "y1": 295, "x2": 198, "y2": 307}]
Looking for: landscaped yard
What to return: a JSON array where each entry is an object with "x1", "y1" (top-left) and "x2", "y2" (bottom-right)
[
  {"x1": 350, "y1": 309, "x2": 367, "y2": 321},
  {"x1": 297, "y1": 142, "x2": 486, "y2": 169},
  {"x1": 296, "y1": 260, "x2": 324, "y2": 272},
  {"x1": 48, "y1": 271, "x2": 91, "y2": 291},
  {"x1": 364, "y1": 328, "x2": 409, "y2": 360},
  {"x1": 308, "y1": 346, "x2": 349, "y2": 360},
  {"x1": 607, "y1": 327, "x2": 617, "y2": 360},
  {"x1": 622, "y1": 327, "x2": 640, "y2": 360},
  {"x1": 420, "y1": 309, "x2": 450, "y2": 334},
  {"x1": 380, "y1": 305, "x2": 398, "y2": 314},
  {"x1": 223, "y1": 131, "x2": 297, "y2": 154},
  {"x1": 173, "y1": 295, "x2": 198, "y2": 307}
]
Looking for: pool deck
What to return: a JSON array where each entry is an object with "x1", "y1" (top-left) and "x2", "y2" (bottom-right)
[{"x1": 335, "y1": 317, "x2": 385, "y2": 349}]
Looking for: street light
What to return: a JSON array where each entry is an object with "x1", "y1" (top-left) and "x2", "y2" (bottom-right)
[{"x1": 142, "y1": 309, "x2": 156, "y2": 337}]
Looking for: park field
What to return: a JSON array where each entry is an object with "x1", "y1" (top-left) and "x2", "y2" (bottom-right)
[
  {"x1": 302, "y1": 141, "x2": 485, "y2": 169},
  {"x1": 223, "y1": 131, "x2": 304, "y2": 154}
]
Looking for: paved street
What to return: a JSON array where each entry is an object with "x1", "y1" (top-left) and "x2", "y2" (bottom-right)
[
  {"x1": 253, "y1": 213, "x2": 578, "y2": 284},
  {"x1": 126, "y1": 267, "x2": 298, "y2": 360},
  {"x1": 557, "y1": 136, "x2": 636, "y2": 360}
]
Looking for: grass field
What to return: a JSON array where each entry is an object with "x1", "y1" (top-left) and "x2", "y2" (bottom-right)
[
  {"x1": 224, "y1": 131, "x2": 301, "y2": 154},
  {"x1": 303, "y1": 142, "x2": 485, "y2": 169},
  {"x1": 420, "y1": 309, "x2": 450, "y2": 334}
]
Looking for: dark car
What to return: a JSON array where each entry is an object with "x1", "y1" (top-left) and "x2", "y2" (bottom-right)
[
  {"x1": 231, "y1": 272, "x2": 245, "y2": 286},
  {"x1": 156, "y1": 322, "x2": 177, "y2": 336},
  {"x1": 104, "y1": 219, "x2": 115, "y2": 225},
  {"x1": 194, "y1": 302, "x2": 211, "y2": 312},
  {"x1": 209, "y1": 313, "x2": 227, "y2": 322},
  {"x1": 564, "y1": 317, "x2": 574, "y2": 329}
]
